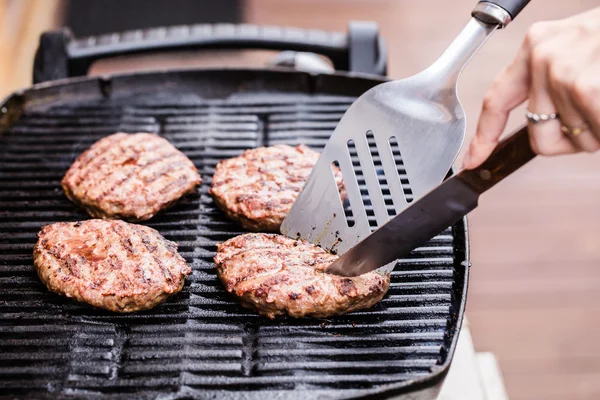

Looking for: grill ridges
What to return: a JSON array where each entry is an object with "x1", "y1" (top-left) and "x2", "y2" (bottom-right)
[{"x1": 0, "y1": 93, "x2": 461, "y2": 398}]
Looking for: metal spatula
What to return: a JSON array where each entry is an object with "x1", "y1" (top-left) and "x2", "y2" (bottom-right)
[{"x1": 281, "y1": 0, "x2": 530, "y2": 269}]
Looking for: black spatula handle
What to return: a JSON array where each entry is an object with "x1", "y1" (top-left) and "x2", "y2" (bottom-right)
[
  {"x1": 473, "y1": 0, "x2": 530, "y2": 27},
  {"x1": 481, "y1": 0, "x2": 530, "y2": 19}
]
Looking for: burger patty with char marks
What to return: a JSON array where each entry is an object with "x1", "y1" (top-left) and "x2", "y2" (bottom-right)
[
  {"x1": 33, "y1": 219, "x2": 191, "y2": 312},
  {"x1": 62, "y1": 132, "x2": 201, "y2": 221},
  {"x1": 214, "y1": 233, "x2": 390, "y2": 319},
  {"x1": 209, "y1": 144, "x2": 344, "y2": 232}
]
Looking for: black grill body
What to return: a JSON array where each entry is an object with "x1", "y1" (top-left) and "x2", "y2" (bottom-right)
[{"x1": 0, "y1": 69, "x2": 469, "y2": 399}]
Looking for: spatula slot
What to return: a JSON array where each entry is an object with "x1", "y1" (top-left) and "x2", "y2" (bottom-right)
[
  {"x1": 389, "y1": 135, "x2": 414, "y2": 207},
  {"x1": 347, "y1": 138, "x2": 377, "y2": 230},
  {"x1": 332, "y1": 160, "x2": 355, "y2": 227},
  {"x1": 366, "y1": 131, "x2": 395, "y2": 218}
]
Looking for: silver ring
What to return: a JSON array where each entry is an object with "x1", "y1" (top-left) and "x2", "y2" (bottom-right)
[
  {"x1": 561, "y1": 122, "x2": 588, "y2": 137},
  {"x1": 526, "y1": 111, "x2": 560, "y2": 124}
]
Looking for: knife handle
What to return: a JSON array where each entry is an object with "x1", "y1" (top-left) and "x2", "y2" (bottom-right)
[{"x1": 458, "y1": 125, "x2": 535, "y2": 193}]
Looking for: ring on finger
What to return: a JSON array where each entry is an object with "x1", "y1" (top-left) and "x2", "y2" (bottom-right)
[
  {"x1": 560, "y1": 122, "x2": 589, "y2": 137},
  {"x1": 526, "y1": 110, "x2": 560, "y2": 124}
]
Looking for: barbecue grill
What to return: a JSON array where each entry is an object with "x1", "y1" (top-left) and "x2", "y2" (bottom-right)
[{"x1": 0, "y1": 23, "x2": 469, "y2": 399}]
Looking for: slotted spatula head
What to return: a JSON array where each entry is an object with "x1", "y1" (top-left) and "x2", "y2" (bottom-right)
[
  {"x1": 282, "y1": 1, "x2": 530, "y2": 270},
  {"x1": 280, "y1": 70, "x2": 469, "y2": 263}
]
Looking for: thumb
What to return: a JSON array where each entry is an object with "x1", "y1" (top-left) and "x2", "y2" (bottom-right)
[{"x1": 463, "y1": 46, "x2": 531, "y2": 169}]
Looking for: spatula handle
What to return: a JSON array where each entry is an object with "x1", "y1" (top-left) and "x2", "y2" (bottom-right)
[
  {"x1": 458, "y1": 125, "x2": 536, "y2": 194},
  {"x1": 472, "y1": 0, "x2": 530, "y2": 27}
]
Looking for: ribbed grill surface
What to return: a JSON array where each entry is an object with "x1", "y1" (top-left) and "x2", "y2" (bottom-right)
[{"x1": 0, "y1": 92, "x2": 458, "y2": 399}]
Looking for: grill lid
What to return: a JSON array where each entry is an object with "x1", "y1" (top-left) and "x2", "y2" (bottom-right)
[{"x1": 0, "y1": 69, "x2": 468, "y2": 399}]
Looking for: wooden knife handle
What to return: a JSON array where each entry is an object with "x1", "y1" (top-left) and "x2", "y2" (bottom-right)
[{"x1": 458, "y1": 125, "x2": 536, "y2": 194}]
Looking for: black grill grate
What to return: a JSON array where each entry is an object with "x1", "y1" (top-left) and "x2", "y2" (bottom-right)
[{"x1": 0, "y1": 73, "x2": 465, "y2": 399}]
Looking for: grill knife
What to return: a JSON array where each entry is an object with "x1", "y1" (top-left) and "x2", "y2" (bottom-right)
[{"x1": 325, "y1": 125, "x2": 535, "y2": 277}]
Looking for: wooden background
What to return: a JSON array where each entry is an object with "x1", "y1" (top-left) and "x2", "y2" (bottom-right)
[
  {"x1": 1, "y1": 1, "x2": 599, "y2": 399},
  {"x1": 0, "y1": 0, "x2": 62, "y2": 98}
]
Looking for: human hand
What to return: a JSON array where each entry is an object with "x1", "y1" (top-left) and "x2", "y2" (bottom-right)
[{"x1": 463, "y1": 7, "x2": 600, "y2": 169}]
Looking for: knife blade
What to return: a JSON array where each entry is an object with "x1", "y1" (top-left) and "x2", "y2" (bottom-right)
[{"x1": 325, "y1": 125, "x2": 536, "y2": 277}]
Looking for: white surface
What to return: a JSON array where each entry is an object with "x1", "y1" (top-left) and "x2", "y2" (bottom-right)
[
  {"x1": 437, "y1": 322, "x2": 509, "y2": 400},
  {"x1": 477, "y1": 353, "x2": 509, "y2": 400}
]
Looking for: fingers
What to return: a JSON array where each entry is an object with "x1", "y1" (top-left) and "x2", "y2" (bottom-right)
[
  {"x1": 548, "y1": 37, "x2": 600, "y2": 152},
  {"x1": 464, "y1": 16, "x2": 600, "y2": 169},
  {"x1": 462, "y1": 46, "x2": 530, "y2": 169},
  {"x1": 565, "y1": 43, "x2": 600, "y2": 146},
  {"x1": 554, "y1": 92, "x2": 598, "y2": 153},
  {"x1": 463, "y1": 21, "x2": 566, "y2": 169},
  {"x1": 527, "y1": 36, "x2": 579, "y2": 156}
]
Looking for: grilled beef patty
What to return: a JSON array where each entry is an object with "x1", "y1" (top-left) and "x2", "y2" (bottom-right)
[
  {"x1": 209, "y1": 144, "x2": 344, "y2": 232},
  {"x1": 62, "y1": 132, "x2": 201, "y2": 221},
  {"x1": 214, "y1": 233, "x2": 389, "y2": 319},
  {"x1": 33, "y1": 219, "x2": 191, "y2": 312}
]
